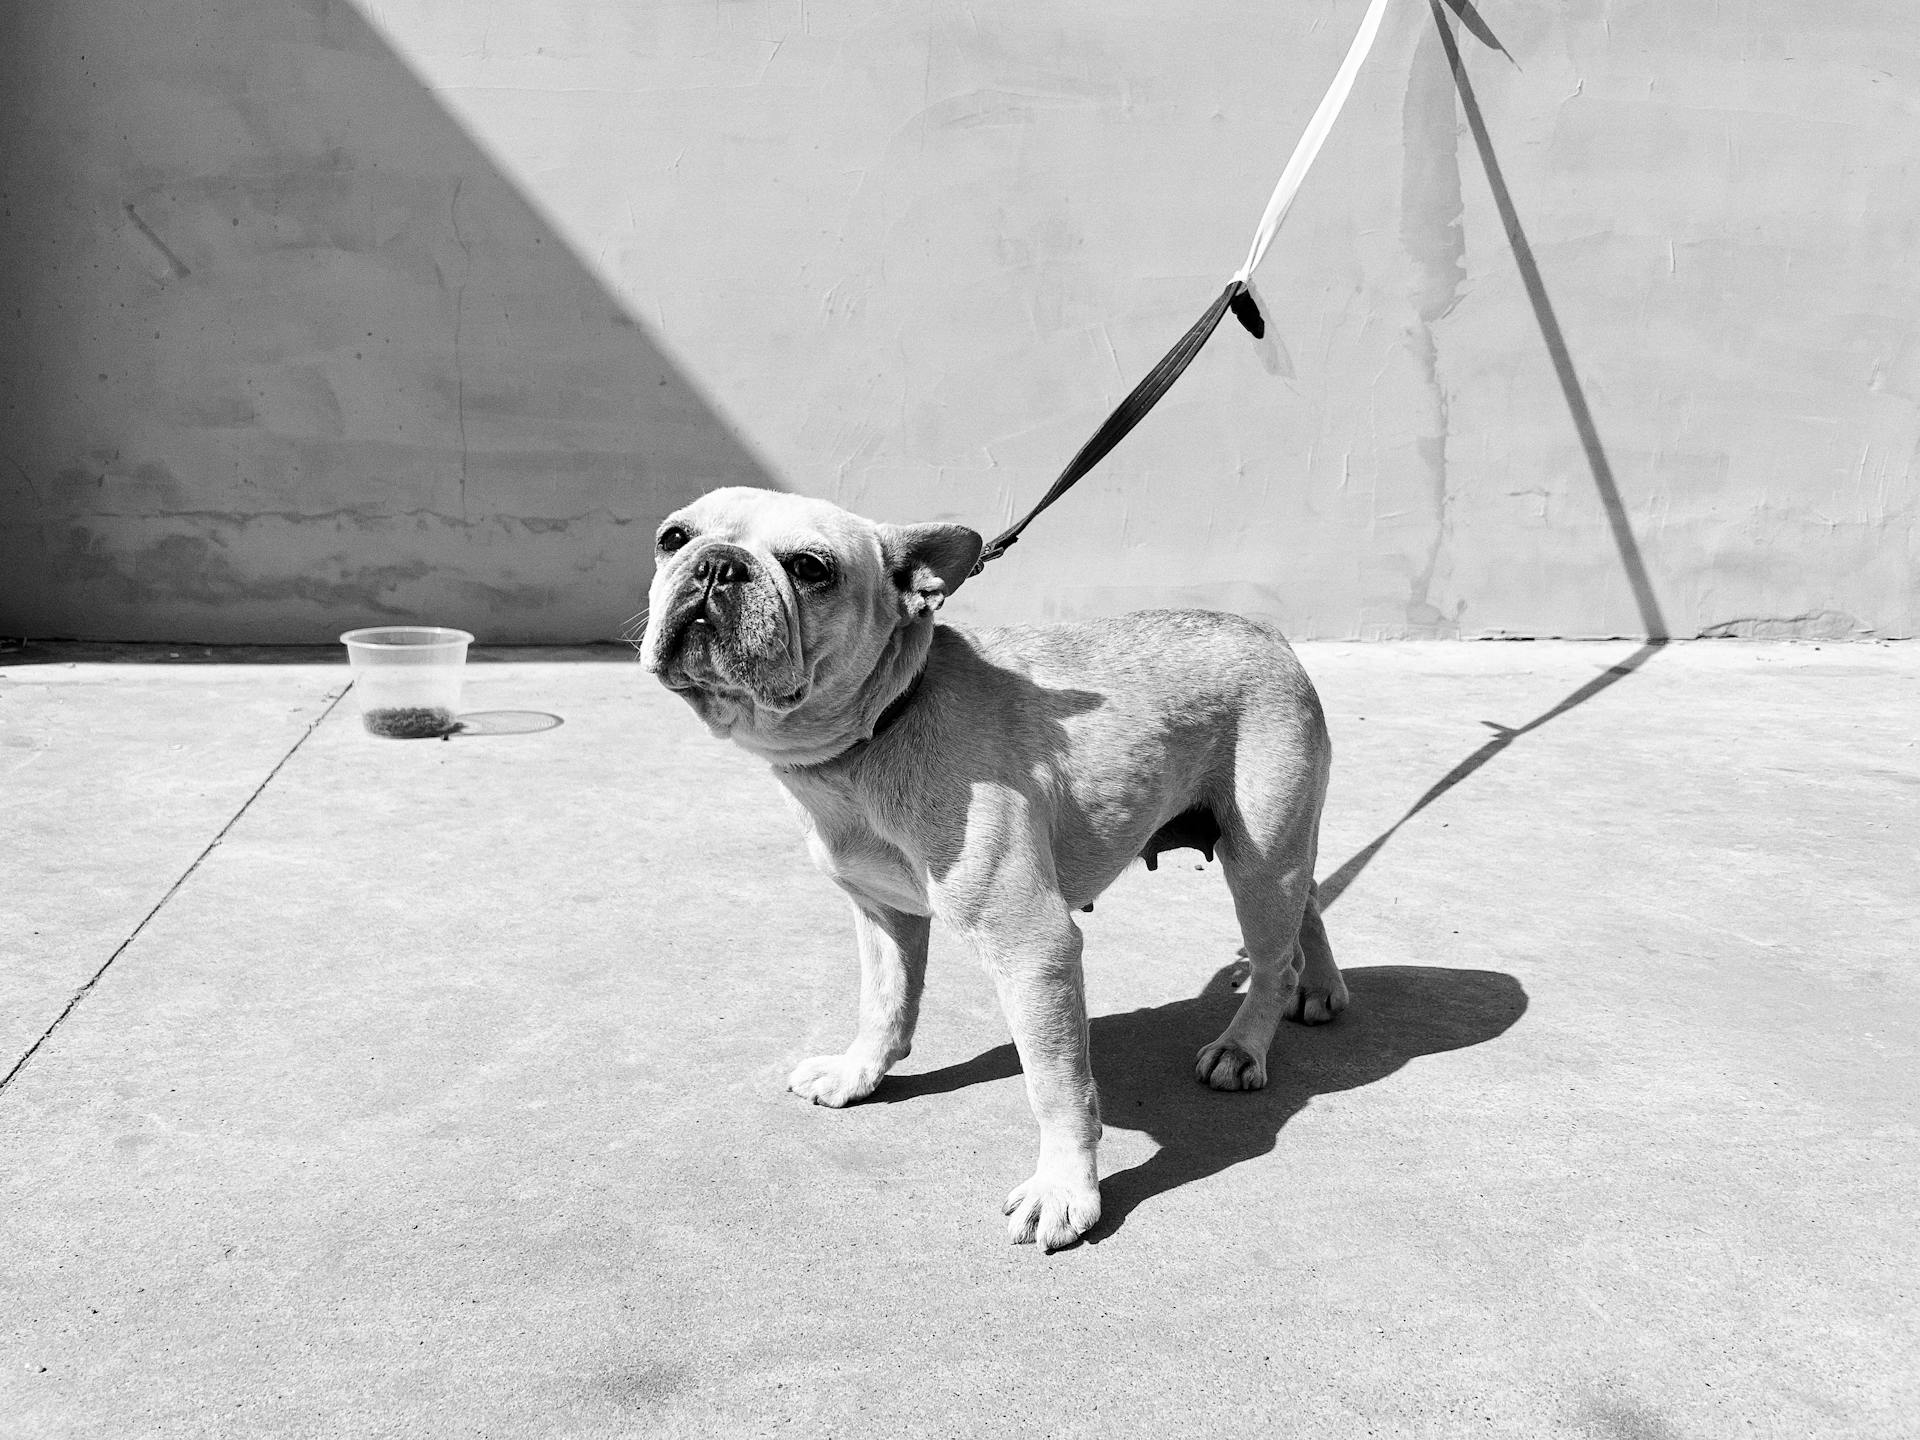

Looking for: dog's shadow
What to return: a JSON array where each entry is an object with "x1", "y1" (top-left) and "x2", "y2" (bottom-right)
[{"x1": 874, "y1": 963, "x2": 1527, "y2": 1240}]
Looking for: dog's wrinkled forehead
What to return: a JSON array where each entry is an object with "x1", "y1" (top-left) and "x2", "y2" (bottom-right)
[{"x1": 663, "y1": 487, "x2": 878, "y2": 570}]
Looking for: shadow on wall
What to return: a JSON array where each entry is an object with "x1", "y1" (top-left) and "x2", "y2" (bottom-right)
[{"x1": 0, "y1": 0, "x2": 777, "y2": 644}]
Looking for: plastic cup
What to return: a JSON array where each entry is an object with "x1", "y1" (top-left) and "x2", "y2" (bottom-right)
[{"x1": 339, "y1": 626, "x2": 473, "y2": 738}]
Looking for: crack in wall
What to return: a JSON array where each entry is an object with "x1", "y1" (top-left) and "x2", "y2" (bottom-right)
[
  {"x1": 120, "y1": 203, "x2": 191, "y2": 280},
  {"x1": 450, "y1": 177, "x2": 473, "y2": 522}
]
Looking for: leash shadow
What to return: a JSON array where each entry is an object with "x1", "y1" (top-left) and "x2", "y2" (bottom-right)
[
  {"x1": 1318, "y1": 637, "x2": 1666, "y2": 908},
  {"x1": 875, "y1": 961, "x2": 1527, "y2": 1242},
  {"x1": 1317, "y1": 1, "x2": 1673, "y2": 908}
]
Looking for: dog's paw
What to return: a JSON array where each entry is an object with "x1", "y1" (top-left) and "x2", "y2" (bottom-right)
[
  {"x1": 1281, "y1": 980, "x2": 1348, "y2": 1025},
  {"x1": 1196, "y1": 1038, "x2": 1267, "y2": 1091},
  {"x1": 1003, "y1": 1167, "x2": 1101, "y2": 1252},
  {"x1": 786, "y1": 1053, "x2": 882, "y2": 1108}
]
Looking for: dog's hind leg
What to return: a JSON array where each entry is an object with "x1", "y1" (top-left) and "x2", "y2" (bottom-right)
[
  {"x1": 1197, "y1": 801, "x2": 1344, "y2": 1091},
  {"x1": 1282, "y1": 885, "x2": 1347, "y2": 1024}
]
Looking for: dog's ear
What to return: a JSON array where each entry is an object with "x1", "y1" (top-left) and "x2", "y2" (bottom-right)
[{"x1": 879, "y1": 523, "x2": 984, "y2": 619}]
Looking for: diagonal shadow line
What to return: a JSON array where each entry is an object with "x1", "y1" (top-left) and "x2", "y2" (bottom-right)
[
  {"x1": 1317, "y1": 638, "x2": 1664, "y2": 907},
  {"x1": 1432, "y1": 0, "x2": 1667, "y2": 643},
  {"x1": 0, "y1": 0, "x2": 785, "y2": 644},
  {"x1": 1320, "y1": 5, "x2": 1672, "y2": 909}
]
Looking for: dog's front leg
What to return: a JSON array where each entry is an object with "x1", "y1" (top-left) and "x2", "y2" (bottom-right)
[
  {"x1": 974, "y1": 916, "x2": 1102, "y2": 1251},
  {"x1": 788, "y1": 901, "x2": 929, "y2": 1107}
]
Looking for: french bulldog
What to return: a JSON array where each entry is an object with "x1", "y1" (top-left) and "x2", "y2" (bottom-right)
[{"x1": 639, "y1": 486, "x2": 1345, "y2": 1251}]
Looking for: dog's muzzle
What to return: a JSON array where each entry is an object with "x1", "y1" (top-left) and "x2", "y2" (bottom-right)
[{"x1": 644, "y1": 542, "x2": 806, "y2": 707}]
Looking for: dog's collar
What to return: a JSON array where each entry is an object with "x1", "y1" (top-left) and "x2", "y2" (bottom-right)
[
  {"x1": 867, "y1": 665, "x2": 925, "y2": 745},
  {"x1": 785, "y1": 664, "x2": 925, "y2": 772}
]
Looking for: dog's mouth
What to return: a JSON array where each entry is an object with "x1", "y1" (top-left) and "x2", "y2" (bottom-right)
[
  {"x1": 660, "y1": 653, "x2": 809, "y2": 713},
  {"x1": 645, "y1": 571, "x2": 809, "y2": 714}
]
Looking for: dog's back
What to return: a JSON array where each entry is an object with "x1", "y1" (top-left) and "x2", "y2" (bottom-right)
[
  {"x1": 920, "y1": 609, "x2": 1330, "y2": 906},
  {"x1": 968, "y1": 609, "x2": 1321, "y2": 724}
]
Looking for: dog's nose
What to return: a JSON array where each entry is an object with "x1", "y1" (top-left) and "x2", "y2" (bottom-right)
[{"x1": 691, "y1": 550, "x2": 752, "y2": 588}]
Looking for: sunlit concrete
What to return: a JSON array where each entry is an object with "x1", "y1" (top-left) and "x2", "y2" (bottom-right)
[{"x1": 2, "y1": 641, "x2": 1915, "y2": 1436}]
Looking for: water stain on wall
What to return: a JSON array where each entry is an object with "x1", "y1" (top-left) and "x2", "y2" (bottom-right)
[
  {"x1": 1399, "y1": 14, "x2": 1470, "y2": 638},
  {"x1": 57, "y1": 518, "x2": 565, "y2": 616}
]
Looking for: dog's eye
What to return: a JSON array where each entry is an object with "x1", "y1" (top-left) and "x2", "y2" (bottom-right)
[
  {"x1": 657, "y1": 524, "x2": 691, "y2": 554},
  {"x1": 784, "y1": 552, "x2": 833, "y2": 586}
]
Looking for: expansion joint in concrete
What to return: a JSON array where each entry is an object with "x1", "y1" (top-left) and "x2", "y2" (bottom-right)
[{"x1": 0, "y1": 683, "x2": 354, "y2": 1097}]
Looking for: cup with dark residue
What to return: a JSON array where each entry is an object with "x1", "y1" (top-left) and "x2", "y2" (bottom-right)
[{"x1": 339, "y1": 626, "x2": 473, "y2": 738}]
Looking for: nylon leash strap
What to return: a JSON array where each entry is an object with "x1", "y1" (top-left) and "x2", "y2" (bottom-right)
[
  {"x1": 973, "y1": 0, "x2": 1395, "y2": 574},
  {"x1": 974, "y1": 279, "x2": 1250, "y2": 569}
]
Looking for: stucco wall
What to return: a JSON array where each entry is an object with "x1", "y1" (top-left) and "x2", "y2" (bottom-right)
[{"x1": 2, "y1": 0, "x2": 1915, "y2": 641}]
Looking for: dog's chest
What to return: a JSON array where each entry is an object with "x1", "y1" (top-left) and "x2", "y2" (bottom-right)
[{"x1": 776, "y1": 771, "x2": 932, "y2": 917}]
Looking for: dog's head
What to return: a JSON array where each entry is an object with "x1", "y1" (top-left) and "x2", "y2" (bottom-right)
[{"x1": 638, "y1": 487, "x2": 982, "y2": 763}]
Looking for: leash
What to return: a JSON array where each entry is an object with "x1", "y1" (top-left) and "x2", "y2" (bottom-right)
[{"x1": 973, "y1": 0, "x2": 1396, "y2": 573}]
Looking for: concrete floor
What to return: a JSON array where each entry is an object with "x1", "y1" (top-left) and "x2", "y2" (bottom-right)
[{"x1": 2, "y1": 639, "x2": 1914, "y2": 1438}]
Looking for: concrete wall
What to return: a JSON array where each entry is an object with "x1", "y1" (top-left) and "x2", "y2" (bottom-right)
[{"x1": 2, "y1": 0, "x2": 1915, "y2": 642}]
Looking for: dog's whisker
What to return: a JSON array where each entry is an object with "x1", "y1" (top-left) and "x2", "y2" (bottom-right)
[{"x1": 616, "y1": 607, "x2": 652, "y2": 650}]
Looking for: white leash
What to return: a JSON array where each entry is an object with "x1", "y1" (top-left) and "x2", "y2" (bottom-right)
[
  {"x1": 1236, "y1": 0, "x2": 1397, "y2": 284},
  {"x1": 1230, "y1": 0, "x2": 1397, "y2": 371}
]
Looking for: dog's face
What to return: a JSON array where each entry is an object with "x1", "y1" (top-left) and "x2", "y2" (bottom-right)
[{"x1": 639, "y1": 488, "x2": 981, "y2": 762}]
